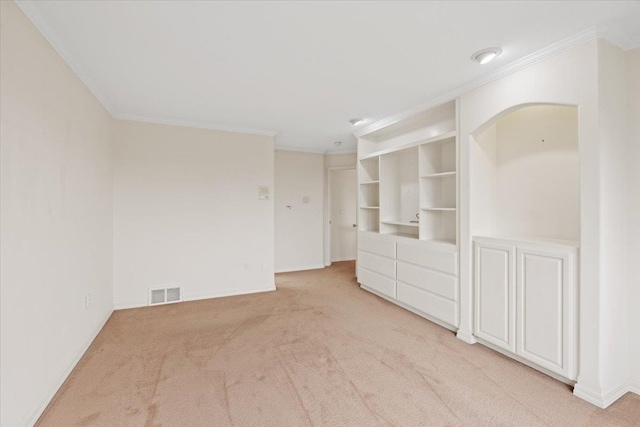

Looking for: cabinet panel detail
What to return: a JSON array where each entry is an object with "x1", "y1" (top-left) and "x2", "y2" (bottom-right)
[
  {"x1": 397, "y1": 261, "x2": 457, "y2": 301},
  {"x1": 358, "y1": 250, "x2": 395, "y2": 279},
  {"x1": 397, "y1": 242, "x2": 457, "y2": 275},
  {"x1": 516, "y1": 247, "x2": 573, "y2": 378},
  {"x1": 474, "y1": 242, "x2": 516, "y2": 352},
  {"x1": 359, "y1": 233, "x2": 396, "y2": 258},
  {"x1": 358, "y1": 267, "x2": 396, "y2": 299},
  {"x1": 396, "y1": 282, "x2": 458, "y2": 327}
]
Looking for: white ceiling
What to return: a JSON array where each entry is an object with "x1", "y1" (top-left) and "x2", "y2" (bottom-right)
[{"x1": 16, "y1": 1, "x2": 640, "y2": 153}]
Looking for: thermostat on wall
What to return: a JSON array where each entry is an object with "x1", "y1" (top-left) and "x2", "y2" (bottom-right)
[{"x1": 258, "y1": 185, "x2": 271, "y2": 200}]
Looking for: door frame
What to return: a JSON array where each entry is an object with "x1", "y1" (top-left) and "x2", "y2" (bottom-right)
[{"x1": 325, "y1": 166, "x2": 357, "y2": 266}]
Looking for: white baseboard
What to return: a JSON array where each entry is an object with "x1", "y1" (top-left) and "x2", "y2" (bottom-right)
[
  {"x1": 573, "y1": 382, "x2": 630, "y2": 408},
  {"x1": 114, "y1": 286, "x2": 276, "y2": 310},
  {"x1": 23, "y1": 309, "x2": 113, "y2": 427},
  {"x1": 456, "y1": 330, "x2": 477, "y2": 344},
  {"x1": 629, "y1": 382, "x2": 640, "y2": 395},
  {"x1": 183, "y1": 286, "x2": 276, "y2": 303},
  {"x1": 274, "y1": 264, "x2": 325, "y2": 274}
]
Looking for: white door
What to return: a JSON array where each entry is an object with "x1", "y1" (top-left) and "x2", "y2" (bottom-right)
[
  {"x1": 330, "y1": 169, "x2": 357, "y2": 262},
  {"x1": 516, "y1": 245, "x2": 575, "y2": 379},
  {"x1": 474, "y1": 241, "x2": 516, "y2": 352}
]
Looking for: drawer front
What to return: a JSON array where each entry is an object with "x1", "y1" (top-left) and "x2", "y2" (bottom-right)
[
  {"x1": 359, "y1": 234, "x2": 396, "y2": 258},
  {"x1": 358, "y1": 267, "x2": 396, "y2": 299},
  {"x1": 396, "y1": 282, "x2": 458, "y2": 327},
  {"x1": 358, "y1": 251, "x2": 395, "y2": 278},
  {"x1": 397, "y1": 242, "x2": 457, "y2": 275},
  {"x1": 397, "y1": 261, "x2": 457, "y2": 301}
]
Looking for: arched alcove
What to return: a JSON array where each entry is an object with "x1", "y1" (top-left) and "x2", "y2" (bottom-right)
[{"x1": 471, "y1": 104, "x2": 580, "y2": 242}]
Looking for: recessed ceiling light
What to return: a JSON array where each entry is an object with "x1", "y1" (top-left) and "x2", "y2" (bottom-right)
[
  {"x1": 334, "y1": 141, "x2": 342, "y2": 146},
  {"x1": 471, "y1": 47, "x2": 502, "y2": 65},
  {"x1": 349, "y1": 118, "x2": 364, "y2": 126}
]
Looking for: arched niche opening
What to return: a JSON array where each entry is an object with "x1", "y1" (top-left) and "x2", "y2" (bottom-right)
[{"x1": 471, "y1": 104, "x2": 580, "y2": 243}]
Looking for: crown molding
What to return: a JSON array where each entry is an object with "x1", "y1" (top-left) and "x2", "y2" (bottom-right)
[
  {"x1": 15, "y1": 0, "x2": 116, "y2": 116},
  {"x1": 275, "y1": 145, "x2": 356, "y2": 155},
  {"x1": 325, "y1": 149, "x2": 357, "y2": 156},
  {"x1": 114, "y1": 114, "x2": 278, "y2": 137},
  {"x1": 354, "y1": 27, "x2": 599, "y2": 138},
  {"x1": 275, "y1": 145, "x2": 326, "y2": 154},
  {"x1": 17, "y1": 1, "x2": 278, "y2": 138}
]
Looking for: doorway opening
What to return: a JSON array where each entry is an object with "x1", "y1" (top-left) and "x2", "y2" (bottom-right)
[{"x1": 328, "y1": 167, "x2": 357, "y2": 263}]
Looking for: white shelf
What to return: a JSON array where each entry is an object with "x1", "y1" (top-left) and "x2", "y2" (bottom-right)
[
  {"x1": 421, "y1": 171, "x2": 456, "y2": 179},
  {"x1": 382, "y1": 232, "x2": 420, "y2": 239},
  {"x1": 415, "y1": 131, "x2": 456, "y2": 146},
  {"x1": 420, "y1": 237, "x2": 457, "y2": 246},
  {"x1": 381, "y1": 220, "x2": 420, "y2": 227},
  {"x1": 358, "y1": 101, "x2": 457, "y2": 244},
  {"x1": 359, "y1": 131, "x2": 456, "y2": 160}
]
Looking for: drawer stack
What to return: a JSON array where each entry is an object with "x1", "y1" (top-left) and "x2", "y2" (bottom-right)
[
  {"x1": 357, "y1": 233, "x2": 396, "y2": 298},
  {"x1": 357, "y1": 231, "x2": 459, "y2": 328},
  {"x1": 396, "y1": 241, "x2": 458, "y2": 327}
]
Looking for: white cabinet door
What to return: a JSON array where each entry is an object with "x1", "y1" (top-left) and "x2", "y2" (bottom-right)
[
  {"x1": 516, "y1": 246, "x2": 576, "y2": 379},
  {"x1": 474, "y1": 241, "x2": 516, "y2": 352}
]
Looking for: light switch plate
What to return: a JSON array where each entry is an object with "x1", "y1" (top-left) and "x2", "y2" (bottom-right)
[{"x1": 258, "y1": 185, "x2": 271, "y2": 200}]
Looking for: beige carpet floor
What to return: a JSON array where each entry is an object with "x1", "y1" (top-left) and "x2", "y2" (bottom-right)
[{"x1": 37, "y1": 261, "x2": 640, "y2": 426}]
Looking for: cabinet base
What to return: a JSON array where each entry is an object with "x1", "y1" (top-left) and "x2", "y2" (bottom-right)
[
  {"x1": 456, "y1": 330, "x2": 477, "y2": 344},
  {"x1": 476, "y1": 337, "x2": 575, "y2": 385}
]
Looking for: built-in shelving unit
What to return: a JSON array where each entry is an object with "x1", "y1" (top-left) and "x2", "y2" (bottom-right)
[
  {"x1": 357, "y1": 100, "x2": 458, "y2": 244},
  {"x1": 356, "y1": 99, "x2": 460, "y2": 331}
]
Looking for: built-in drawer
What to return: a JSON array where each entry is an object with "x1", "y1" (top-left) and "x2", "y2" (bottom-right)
[
  {"x1": 397, "y1": 242, "x2": 457, "y2": 276},
  {"x1": 397, "y1": 261, "x2": 457, "y2": 301},
  {"x1": 359, "y1": 233, "x2": 396, "y2": 258},
  {"x1": 396, "y1": 282, "x2": 458, "y2": 327},
  {"x1": 358, "y1": 251, "x2": 395, "y2": 279},
  {"x1": 358, "y1": 267, "x2": 396, "y2": 299}
]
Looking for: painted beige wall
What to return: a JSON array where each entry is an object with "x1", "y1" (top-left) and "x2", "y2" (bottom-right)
[
  {"x1": 625, "y1": 48, "x2": 640, "y2": 389},
  {"x1": 113, "y1": 120, "x2": 275, "y2": 308},
  {"x1": 274, "y1": 151, "x2": 324, "y2": 272},
  {"x1": 597, "y1": 39, "x2": 632, "y2": 396},
  {"x1": 323, "y1": 153, "x2": 357, "y2": 265},
  {"x1": 1, "y1": 2, "x2": 114, "y2": 426}
]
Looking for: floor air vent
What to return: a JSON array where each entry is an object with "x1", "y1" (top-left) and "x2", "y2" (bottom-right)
[{"x1": 148, "y1": 287, "x2": 182, "y2": 306}]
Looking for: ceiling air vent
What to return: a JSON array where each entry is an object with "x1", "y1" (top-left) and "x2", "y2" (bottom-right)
[{"x1": 148, "y1": 286, "x2": 182, "y2": 306}]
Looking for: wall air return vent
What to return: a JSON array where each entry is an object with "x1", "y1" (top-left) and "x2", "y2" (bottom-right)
[{"x1": 148, "y1": 287, "x2": 182, "y2": 306}]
